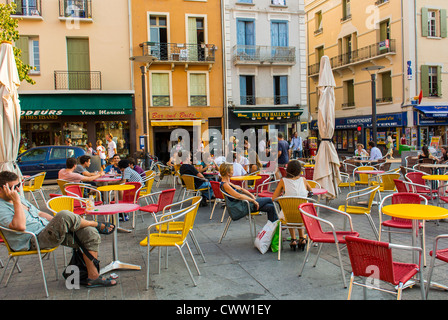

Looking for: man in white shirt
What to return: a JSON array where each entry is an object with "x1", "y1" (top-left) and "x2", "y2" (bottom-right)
[
  {"x1": 289, "y1": 132, "x2": 303, "y2": 159},
  {"x1": 106, "y1": 134, "x2": 117, "y2": 162},
  {"x1": 368, "y1": 141, "x2": 383, "y2": 160}
]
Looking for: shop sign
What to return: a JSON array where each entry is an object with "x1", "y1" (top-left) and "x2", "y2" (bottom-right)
[
  {"x1": 235, "y1": 111, "x2": 301, "y2": 119},
  {"x1": 20, "y1": 109, "x2": 130, "y2": 117},
  {"x1": 416, "y1": 111, "x2": 448, "y2": 126},
  {"x1": 311, "y1": 112, "x2": 406, "y2": 130},
  {"x1": 151, "y1": 112, "x2": 202, "y2": 119}
]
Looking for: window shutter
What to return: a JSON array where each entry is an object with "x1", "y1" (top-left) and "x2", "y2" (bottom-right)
[
  {"x1": 437, "y1": 65, "x2": 442, "y2": 97},
  {"x1": 15, "y1": 36, "x2": 30, "y2": 65},
  {"x1": 421, "y1": 65, "x2": 430, "y2": 97},
  {"x1": 441, "y1": 9, "x2": 447, "y2": 38},
  {"x1": 422, "y1": 7, "x2": 429, "y2": 37}
]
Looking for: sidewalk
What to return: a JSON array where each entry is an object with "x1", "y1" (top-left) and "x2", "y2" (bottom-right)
[{"x1": 1, "y1": 161, "x2": 447, "y2": 301}]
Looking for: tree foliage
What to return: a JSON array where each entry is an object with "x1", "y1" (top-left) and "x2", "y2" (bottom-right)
[{"x1": 0, "y1": 3, "x2": 35, "y2": 85}]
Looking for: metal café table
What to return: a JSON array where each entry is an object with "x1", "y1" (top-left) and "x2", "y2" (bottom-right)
[{"x1": 86, "y1": 184, "x2": 142, "y2": 275}]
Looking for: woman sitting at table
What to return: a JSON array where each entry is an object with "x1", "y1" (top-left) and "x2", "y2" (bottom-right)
[
  {"x1": 354, "y1": 144, "x2": 368, "y2": 158},
  {"x1": 438, "y1": 146, "x2": 448, "y2": 163},
  {"x1": 271, "y1": 160, "x2": 313, "y2": 251},
  {"x1": 418, "y1": 145, "x2": 437, "y2": 163},
  {"x1": 220, "y1": 163, "x2": 277, "y2": 222}
]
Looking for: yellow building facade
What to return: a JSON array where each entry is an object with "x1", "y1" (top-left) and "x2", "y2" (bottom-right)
[{"x1": 131, "y1": 0, "x2": 224, "y2": 162}]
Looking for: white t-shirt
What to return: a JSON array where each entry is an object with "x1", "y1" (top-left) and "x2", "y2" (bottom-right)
[
  {"x1": 97, "y1": 145, "x2": 106, "y2": 159},
  {"x1": 108, "y1": 140, "x2": 117, "y2": 159},
  {"x1": 232, "y1": 162, "x2": 247, "y2": 176}
]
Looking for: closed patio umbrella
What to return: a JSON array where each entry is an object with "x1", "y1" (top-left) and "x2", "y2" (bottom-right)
[
  {"x1": 0, "y1": 41, "x2": 22, "y2": 177},
  {"x1": 313, "y1": 56, "x2": 341, "y2": 199}
]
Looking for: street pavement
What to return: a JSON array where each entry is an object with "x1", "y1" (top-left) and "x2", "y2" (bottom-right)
[{"x1": 1, "y1": 159, "x2": 448, "y2": 304}]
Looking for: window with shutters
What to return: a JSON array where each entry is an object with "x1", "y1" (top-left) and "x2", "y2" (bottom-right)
[
  {"x1": 422, "y1": 65, "x2": 442, "y2": 97},
  {"x1": 428, "y1": 66, "x2": 439, "y2": 97},
  {"x1": 15, "y1": 36, "x2": 40, "y2": 74},
  {"x1": 422, "y1": 8, "x2": 447, "y2": 38},
  {"x1": 188, "y1": 72, "x2": 208, "y2": 106}
]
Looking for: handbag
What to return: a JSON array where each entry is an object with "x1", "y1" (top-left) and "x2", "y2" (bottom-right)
[
  {"x1": 62, "y1": 234, "x2": 100, "y2": 285},
  {"x1": 221, "y1": 183, "x2": 256, "y2": 221}
]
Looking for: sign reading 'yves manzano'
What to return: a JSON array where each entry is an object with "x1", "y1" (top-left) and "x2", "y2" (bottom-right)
[{"x1": 18, "y1": 94, "x2": 133, "y2": 117}]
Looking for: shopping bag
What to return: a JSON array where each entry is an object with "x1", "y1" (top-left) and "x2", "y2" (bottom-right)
[
  {"x1": 270, "y1": 223, "x2": 280, "y2": 253},
  {"x1": 254, "y1": 220, "x2": 279, "y2": 254}
]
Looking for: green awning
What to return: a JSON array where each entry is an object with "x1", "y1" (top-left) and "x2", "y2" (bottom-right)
[
  {"x1": 19, "y1": 93, "x2": 133, "y2": 116},
  {"x1": 233, "y1": 108, "x2": 302, "y2": 119}
]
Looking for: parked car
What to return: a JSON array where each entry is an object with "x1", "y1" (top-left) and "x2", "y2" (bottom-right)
[{"x1": 17, "y1": 146, "x2": 86, "y2": 180}]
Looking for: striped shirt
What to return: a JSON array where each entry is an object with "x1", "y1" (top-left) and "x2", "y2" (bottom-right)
[{"x1": 122, "y1": 167, "x2": 143, "y2": 184}]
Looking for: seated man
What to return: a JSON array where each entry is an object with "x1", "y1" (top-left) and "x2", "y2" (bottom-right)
[
  {"x1": 104, "y1": 154, "x2": 121, "y2": 175},
  {"x1": 59, "y1": 157, "x2": 102, "y2": 184},
  {"x1": 117, "y1": 159, "x2": 143, "y2": 185},
  {"x1": 74, "y1": 155, "x2": 105, "y2": 179},
  {"x1": 127, "y1": 158, "x2": 145, "y2": 178},
  {"x1": 179, "y1": 152, "x2": 213, "y2": 205},
  {"x1": 0, "y1": 171, "x2": 116, "y2": 287},
  {"x1": 368, "y1": 141, "x2": 383, "y2": 161}
]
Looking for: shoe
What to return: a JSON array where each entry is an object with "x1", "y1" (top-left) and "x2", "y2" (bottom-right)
[
  {"x1": 298, "y1": 237, "x2": 307, "y2": 251},
  {"x1": 290, "y1": 239, "x2": 297, "y2": 251},
  {"x1": 119, "y1": 213, "x2": 129, "y2": 221}
]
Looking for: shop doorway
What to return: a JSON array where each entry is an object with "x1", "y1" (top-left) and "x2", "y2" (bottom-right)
[{"x1": 153, "y1": 127, "x2": 194, "y2": 163}]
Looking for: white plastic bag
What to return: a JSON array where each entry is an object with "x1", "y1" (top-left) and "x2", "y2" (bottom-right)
[{"x1": 254, "y1": 220, "x2": 279, "y2": 254}]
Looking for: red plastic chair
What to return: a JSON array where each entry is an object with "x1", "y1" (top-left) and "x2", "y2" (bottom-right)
[
  {"x1": 247, "y1": 174, "x2": 270, "y2": 194},
  {"x1": 138, "y1": 188, "x2": 176, "y2": 226},
  {"x1": 279, "y1": 167, "x2": 287, "y2": 178},
  {"x1": 298, "y1": 202, "x2": 359, "y2": 288},
  {"x1": 64, "y1": 184, "x2": 103, "y2": 215},
  {"x1": 379, "y1": 192, "x2": 427, "y2": 266},
  {"x1": 345, "y1": 235, "x2": 425, "y2": 300},
  {"x1": 405, "y1": 172, "x2": 437, "y2": 194},
  {"x1": 209, "y1": 181, "x2": 227, "y2": 222},
  {"x1": 426, "y1": 234, "x2": 448, "y2": 299},
  {"x1": 393, "y1": 179, "x2": 408, "y2": 193},
  {"x1": 304, "y1": 167, "x2": 314, "y2": 180}
]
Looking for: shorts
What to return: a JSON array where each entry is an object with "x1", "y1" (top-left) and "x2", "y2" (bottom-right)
[{"x1": 31, "y1": 210, "x2": 100, "y2": 252}]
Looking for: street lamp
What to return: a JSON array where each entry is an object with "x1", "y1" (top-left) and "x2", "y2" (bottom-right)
[
  {"x1": 130, "y1": 54, "x2": 157, "y2": 169},
  {"x1": 362, "y1": 65, "x2": 384, "y2": 144}
]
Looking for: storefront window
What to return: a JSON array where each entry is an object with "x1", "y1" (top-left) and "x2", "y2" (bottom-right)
[
  {"x1": 96, "y1": 121, "x2": 130, "y2": 156},
  {"x1": 63, "y1": 122, "x2": 88, "y2": 147},
  {"x1": 20, "y1": 122, "x2": 62, "y2": 151}
]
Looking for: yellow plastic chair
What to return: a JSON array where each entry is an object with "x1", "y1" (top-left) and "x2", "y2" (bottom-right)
[
  {"x1": 140, "y1": 176, "x2": 156, "y2": 200},
  {"x1": 56, "y1": 179, "x2": 71, "y2": 195},
  {"x1": 0, "y1": 226, "x2": 58, "y2": 297},
  {"x1": 306, "y1": 180, "x2": 321, "y2": 189},
  {"x1": 353, "y1": 166, "x2": 376, "y2": 188},
  {"x1": 180, "y1": 174, "x2": 211, "y2": 206},
  {"x1": 338, "y1": 186, "x2": 380, "y2": 239},
  {"x1": 140, "y1": 203, "x2": 201, "y2": 289},
  {"x1": 338, "y1": 172, "x2": 356, "y2": 192},
  {"x1": 274, "y1": 196, "x2": 316, "y2": 261},
  {"x1": 378, "y1": 173, "x2": 400, "y2": 193},
  {"x1": 22, "y1": 172, "x2": 46, "y2": 208}
]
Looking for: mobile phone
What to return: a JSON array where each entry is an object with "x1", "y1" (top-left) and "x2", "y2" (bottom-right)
[{"x1": 109, "y1": 273, "x2": 119, "y2": 279}]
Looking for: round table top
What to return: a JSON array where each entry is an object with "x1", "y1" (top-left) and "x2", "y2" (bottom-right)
[
  {"x1": 231, "y1": 175, "x2": 261, "y2": 181},
  {"x1": 354, "y1": 170, "x2": 385, "y2": 175},
  {"x1": 382, "y1": 204, "x2": 448, "y2": 220},
  {"x1": 420, "y1": 164, "x2": 448, "y2": 168},
  {"x1": 86, "y1": 203, "x2": 140, "y2": 215},
  {"x1": 312, "y1": 188, "x2": 327, "y2": 195},
  {"x1": 97, "y1": 184, "x2": 135, "y2": 192},
  {"x1": 423, "y1": 175, "x2": 448, "y2": 181},
  {"x1": 94, "y1": 177, "x2": 122, "y2": 183}
]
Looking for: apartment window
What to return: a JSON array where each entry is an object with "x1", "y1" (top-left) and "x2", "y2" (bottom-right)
[
  {"x1": 315, "y1": 11, "x2": 323, "y2": 34},
  {"x1": 151, "y1": 73, "x2": 170, "y2": 106},
  {"x1": 272, "y1": 0, "x2": 286, "y2": 5},
  {"x1": 379, "y1": 71, "x2": 392, "y2": 103},
  {"x1": 271, "y1": 21, "x2": 288, "y2": 47},
  {"x1": 9, "y1": 0, "x2": 41, "y2": 16},
  {"x1": 61, "y1": 0, "x2": 92, "y2": 19},
  {"x1": 343, "y1": 79, "x2": 355, "y2": 108},
  {"x1": 316, "y1": 46, "x2": 324, "y2": 65},
  {"x1": 149, "y1": 15, "x2": 168, "y2": 60},
  {"x1": 189, "y1": 73, "x2": 208, "y2": 106},
  {"x1": 341, "y1": 0, "x2": 351, "y2": 21},
  {"x1": 15, "y1": 36, "x2": 40, "y2": 74},
  {"x1": 187, "y1": 16, "x2": 206, "y2": 61},
  {"x1": 422, "y1": 8, "x2": 447, "y2": 38},
  {"x1": 238, "y1": 0, "x2": 253, "y2": 3},
  {"x1": 273, "y1": 76, "x2": 288, "y2": 105},
  {"x1": 239, "y1": 75, "x2": 255, "y2": 105},
  {"x1": 422, "y1": 65, "x2": 442, "y2": 97}
]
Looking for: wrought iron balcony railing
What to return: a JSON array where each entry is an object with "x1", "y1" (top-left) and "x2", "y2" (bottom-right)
[
  {"x1": 240, "y1": 95, "x2": 256, "y2": 106},
  {"x1": 139, "y1": 42, "x2": 216, "y2": 63},
  {"x1": 308, "y1": 39, "x2": 396, "y2": 76},
  {"x1": 233, "y1": 45, "x2": 296, "y2": 65},
  {"x1": 59, "y1": 0, "x2": 92, "y2": 19},
  {"x1": 54, "y1": 71, "x2": 102, "y2": 90},
  {"x1": 8, "y1": 0, "x2": 42, "y2": 17}
]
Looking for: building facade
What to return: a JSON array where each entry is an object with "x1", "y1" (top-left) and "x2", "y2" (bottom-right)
[
  {"x1": 7, "y1": 0, "x2": 135, "y2": 156},
  {"x1": 224, "y1": 0, "x2": 308, "y2": 142},
  {"x1": 130, "y1": 0, "x2": 224, "y2": 162},
  {"x1": 306, "y1": 0, "x2": 448, "y2": 154}
]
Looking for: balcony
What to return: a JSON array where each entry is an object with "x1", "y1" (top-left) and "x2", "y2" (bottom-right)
[
  {"x1": 58, "y1": 0, "x2": 92, "y2": 19},
  {"x1": 308, "y1": 39, "x2": 396, "y2": 76},
  {"x1": 138, "y1": 42, "x2": 216, "y2": 71},
  {"x1": 54, "y1": 71, "x2": 102, "y2": 90},
  {"x1": 8, "y1": 0, "x2": 42, "y2": 18},
  {"x1": 233, "y1": 45, "x2": 296, "y2": 66}
]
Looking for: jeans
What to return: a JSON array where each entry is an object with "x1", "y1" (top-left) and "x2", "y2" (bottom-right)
[
  {"x1": 293, "y1": 150, "x2": 303, "y2": 159},
  {"x1": 254, "y1": 197, "x2": 277, "y2": 222},
  {"x1": 197, "y1": 181, "x2": 214, "y2": 200}
]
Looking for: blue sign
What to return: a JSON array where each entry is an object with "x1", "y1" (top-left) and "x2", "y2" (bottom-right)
[
  {"x1": 311, "y1": 112, "x2": 406, "y2": 130},
  {"x1": 139, "y1": 136, "x2": 145, "y2": 150}
]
